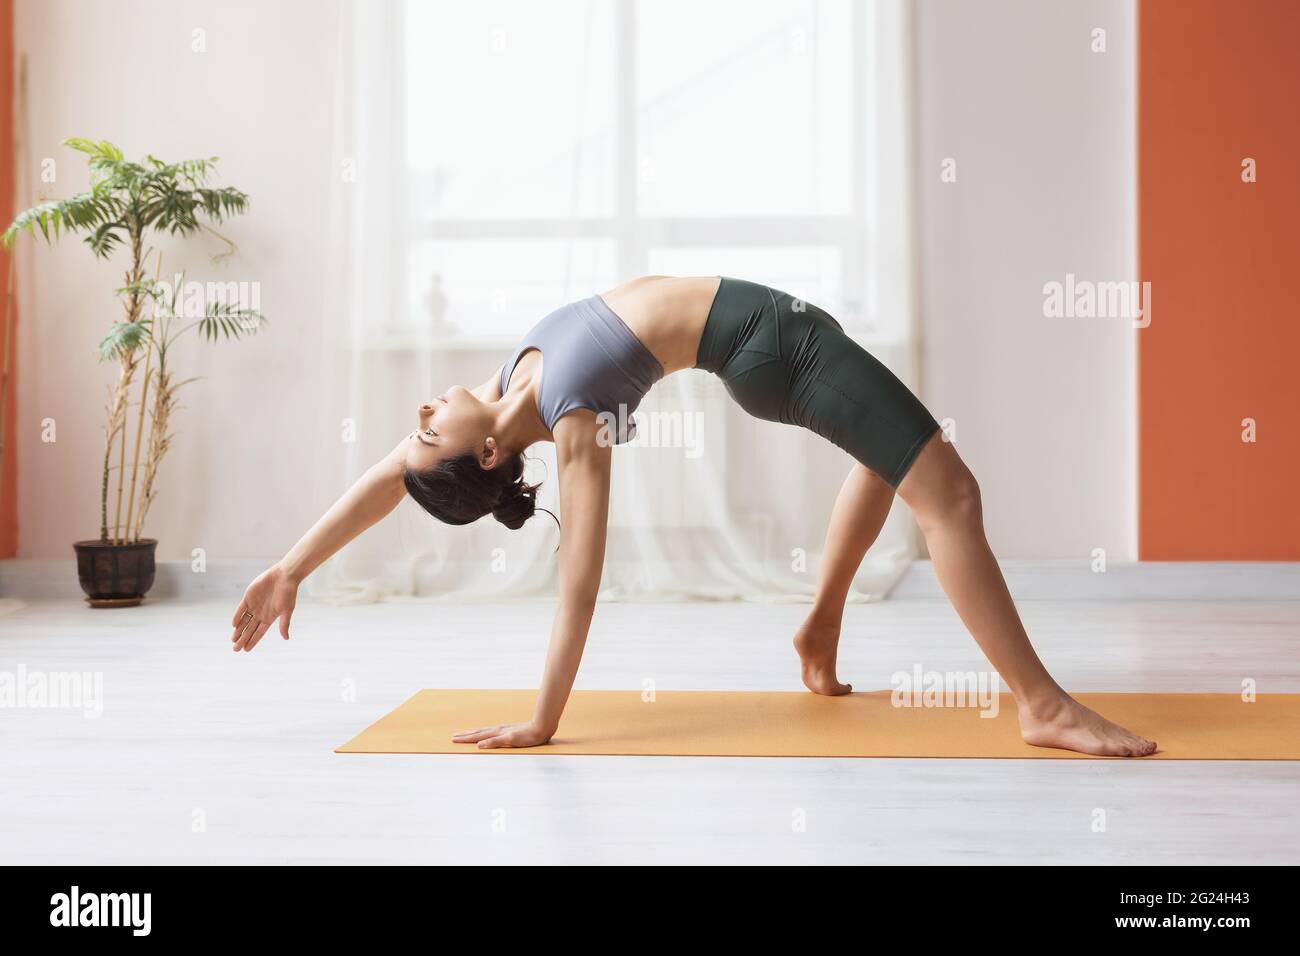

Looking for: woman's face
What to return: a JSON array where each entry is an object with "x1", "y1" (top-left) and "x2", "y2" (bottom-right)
[{"x1": 402, "y1": 386, "x2": 493, "y2": 472}]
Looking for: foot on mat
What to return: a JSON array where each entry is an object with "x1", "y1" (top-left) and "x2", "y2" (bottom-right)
[
  {"x1": 794, "y1": 617, "x2": 853, "y2": 697},
  {"x1": 1019, "y1": 694, "x2": 1158, "y2": 757}
]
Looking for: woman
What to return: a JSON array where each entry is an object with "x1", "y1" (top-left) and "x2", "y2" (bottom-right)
[{"x1": 230, "y1": 276, "x2": 1156, "y2": 757}]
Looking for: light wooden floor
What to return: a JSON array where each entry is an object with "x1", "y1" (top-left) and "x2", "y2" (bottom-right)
[{"x1": 2, "y1": 595, "x2": 1298, "y2": 864}]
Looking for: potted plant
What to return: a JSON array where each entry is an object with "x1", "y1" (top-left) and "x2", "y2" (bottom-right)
[{"x1": 2, "y1": 139, "x2": 264, "y2": 606}]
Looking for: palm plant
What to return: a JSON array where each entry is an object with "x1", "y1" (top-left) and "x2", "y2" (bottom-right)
[{"x1": 3, "y1": 138, "x2": 265, "y2": 546}]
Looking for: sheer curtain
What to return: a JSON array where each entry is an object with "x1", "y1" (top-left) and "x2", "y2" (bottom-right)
[{"x1": 310, "y1": 0, "x2": 920, "y2": 604}]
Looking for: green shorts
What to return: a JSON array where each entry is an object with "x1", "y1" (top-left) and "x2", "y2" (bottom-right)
[{"x1": 695, "y1": 277, "x2": 939, "y2": 488}]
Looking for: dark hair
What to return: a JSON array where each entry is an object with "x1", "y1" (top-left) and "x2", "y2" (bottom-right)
[{"x1": 403, "y1": 451, "x2": 543, "y2": 530}]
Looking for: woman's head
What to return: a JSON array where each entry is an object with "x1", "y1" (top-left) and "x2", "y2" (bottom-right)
[
  {"x1": 404, "y1": 448, "x2": 540, "y2": 529},
  {"x1": 403, "y1": 387, "x2": 492, "y2": 465},
  {"x1": 401, "y1": 388, "x2": 542, "y2": 529}
]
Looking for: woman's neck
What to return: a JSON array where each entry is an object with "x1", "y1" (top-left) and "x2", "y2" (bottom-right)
[{"x1": 492, "y1": 382, "x2": 551, "y2": 449}]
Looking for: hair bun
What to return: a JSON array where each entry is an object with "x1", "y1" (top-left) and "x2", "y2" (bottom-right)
[{"x1": 492, "y1": 480, "x2": 539, "y2": 530}]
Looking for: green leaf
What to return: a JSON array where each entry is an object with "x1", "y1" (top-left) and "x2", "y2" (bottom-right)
[
  {"x1": 97, "y1": 318, "x2": 151, "y2": 360},
  {"x1": 197, "y1": 302, "x2": 266, "y2": 342},
  {"x1": 115, "y1": 278, "x2": 161, "y2": 299},
  {"x1": 86, "y1": 223, "x2": 124, "y2": 258},
  {"x1": 2, "y1": 192, "x2": 126, "y2": 249}
]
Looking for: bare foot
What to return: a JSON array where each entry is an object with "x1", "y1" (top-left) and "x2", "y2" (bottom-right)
[
  {"x1": 1019, "y1": 694, "x2": 1157, "y2": 757},
  {"x1": 793, "y1": 616, "x2": 852, "y2": 696}
]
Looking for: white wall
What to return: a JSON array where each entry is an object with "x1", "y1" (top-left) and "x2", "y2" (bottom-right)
[
  {"x1": 13, "y1": 0, "x2": 1136, "y2": 561},
  {"x1": 14, "y1": 0, "x2": 344, "y2": 559},
  {"x1": 914, "y1": 0, "x2": 1137, "y2": 559}
]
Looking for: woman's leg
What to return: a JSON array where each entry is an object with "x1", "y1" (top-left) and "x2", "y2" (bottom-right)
[
  {"x1": 795, "y1": 464, "x2": 895, "y2": 696},
  {"x1": 897, "y1": 434, "x2": 1157, "y2": 757}
]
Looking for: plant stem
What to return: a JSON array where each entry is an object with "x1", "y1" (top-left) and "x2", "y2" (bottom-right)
[
  {"x1": 124, "y1": 251, "x2": 163, "y2": 544},
  {"x1": 110, "y1": 224, "x2": 146, "y2": 544},
  {"x1": 99, "y1": 449, "x2": 109, "y2": 541},
  {"x1": 112, "y1": 374, "x2": 129, "y2": 544},
  {"x1": 134, "y1": 363, "x2": 170, "y2": 542},
  {"x1": 124, "y1": 362, "x2": 151, "y2": 545},
  {"x1": 100, "y1": 383, "x2": 121, "y2": 542}
]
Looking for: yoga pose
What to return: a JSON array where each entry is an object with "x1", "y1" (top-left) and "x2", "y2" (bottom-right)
[{"x1": 230, "y1": 276, "x2": 1157, "y2": 757}]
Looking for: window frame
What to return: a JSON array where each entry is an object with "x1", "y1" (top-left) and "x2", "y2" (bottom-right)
[{"x1": 396, "y1": 0, "x2": 901, "y2": 348}]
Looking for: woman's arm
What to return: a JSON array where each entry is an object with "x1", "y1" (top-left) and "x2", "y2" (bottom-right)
[
  {"x1": 452, "y1": 413, "x2": 612, "y2": 748},
  {"x1": 229, "y1": 438, "x2": 409, "y2": 652}
]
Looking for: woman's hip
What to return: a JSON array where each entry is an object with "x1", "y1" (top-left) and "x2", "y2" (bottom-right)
[{"x1": 696, "y1": 276, "x2": 939, "y2": 486}]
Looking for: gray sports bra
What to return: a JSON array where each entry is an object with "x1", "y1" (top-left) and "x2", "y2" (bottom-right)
[{"x1": 499, "y1": 294, "x2": 665, "y2": 444}]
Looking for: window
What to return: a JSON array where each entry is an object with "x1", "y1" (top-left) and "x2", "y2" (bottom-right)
[{"x1": 398, "y1": 0, "x2": 898, "y2": 345}]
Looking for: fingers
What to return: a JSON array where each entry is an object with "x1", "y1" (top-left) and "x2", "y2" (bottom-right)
[
  {"x1": 451, "y1": 723, "x2": 548, "y2": 748},
  {"x1": 241, "y1": 618, "x2": 273, "y2": 653},
  {"x1": 230, "y1": 602, "x2": 249, "y2": 627},
  {"x1": 477, "y1": 730, "x2": 547, "y2": 749},
  {"x1": 233, "y1": 614, "x2": 265, "y2": 652},
  {"x1": 279, "y1": 607, "x2": 293, "y2": 640},
  {"x1": 452, "y1": 725, "x2": 505, "y2": 743},
  {"x1": 231, "y1": 612, "x2": 257, "y2": 649}
]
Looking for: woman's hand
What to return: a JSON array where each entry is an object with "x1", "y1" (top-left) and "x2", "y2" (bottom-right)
[
  {"x1": 452, "y1": 722, "x2": 555, "y2": 749},
  {"x1": 230, "y1": 564, "x2": 299, "y2": 653}
]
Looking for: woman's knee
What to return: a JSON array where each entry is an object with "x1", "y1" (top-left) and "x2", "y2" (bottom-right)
[
  {"x1": 899, "y1": 440, "x2": 983, "y2": 531},
  {"x1": 944, "y1": 465, "x2": 982, "y2": 525}
]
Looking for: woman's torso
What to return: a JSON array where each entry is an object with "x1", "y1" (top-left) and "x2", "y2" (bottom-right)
[
  {"x1": 598, "y1": 275, "x2": 722, "y2": 374},
  {"x1": 500, "y1": 276, "x2": 721, "y2": 441}
]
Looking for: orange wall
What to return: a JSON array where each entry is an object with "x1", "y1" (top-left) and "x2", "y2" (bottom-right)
[
  {"x1": 0, "y1": 0, "x2": 15, "y2": 558},
  {"x1": 1138, "y1": 0, "x2": 1300, "y2": 559}
]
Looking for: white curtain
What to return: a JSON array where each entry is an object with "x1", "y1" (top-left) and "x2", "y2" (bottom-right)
[{"x1": 309, "y1": 0, "x2": 921, "y2": 605}]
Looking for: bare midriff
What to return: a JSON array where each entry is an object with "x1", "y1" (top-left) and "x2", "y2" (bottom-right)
[{"x1": 598, "y1": 275, "x2": 722, "y2": 376}]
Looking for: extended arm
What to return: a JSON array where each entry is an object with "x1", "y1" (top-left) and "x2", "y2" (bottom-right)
[
  {"x1": 229, "y1": 438, "x2": 408, "y2": 652},
  {"x1": 278, "y1": 444, "x2": 407, "y2": 584},
  {"x1": 453, "y1": 413, "x2": 612, "y2": 748},
  {"x1": 532, "y1": 420, "x2": 611, "y2": 733}
]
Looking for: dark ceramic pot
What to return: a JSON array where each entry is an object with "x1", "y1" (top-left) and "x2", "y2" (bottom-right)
[{"x1": 73, "y1": 538, "x2": 158, "y2": 607}]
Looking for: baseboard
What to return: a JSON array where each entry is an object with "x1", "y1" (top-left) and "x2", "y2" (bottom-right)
[
  {"x1": 3, "y1": 558, "x2": 1297, "y2": 604},
  {"x1": 892, "y1": 559, "x2": 1300, "y2": 601},
  {"x1": 0, "y1": 559, "x2": 270, "y2": 602}
]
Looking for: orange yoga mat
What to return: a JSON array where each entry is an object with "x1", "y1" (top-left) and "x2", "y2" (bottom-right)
[{"x1": 336, "y1": 689, "x2": 1300, "y2": 759}]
